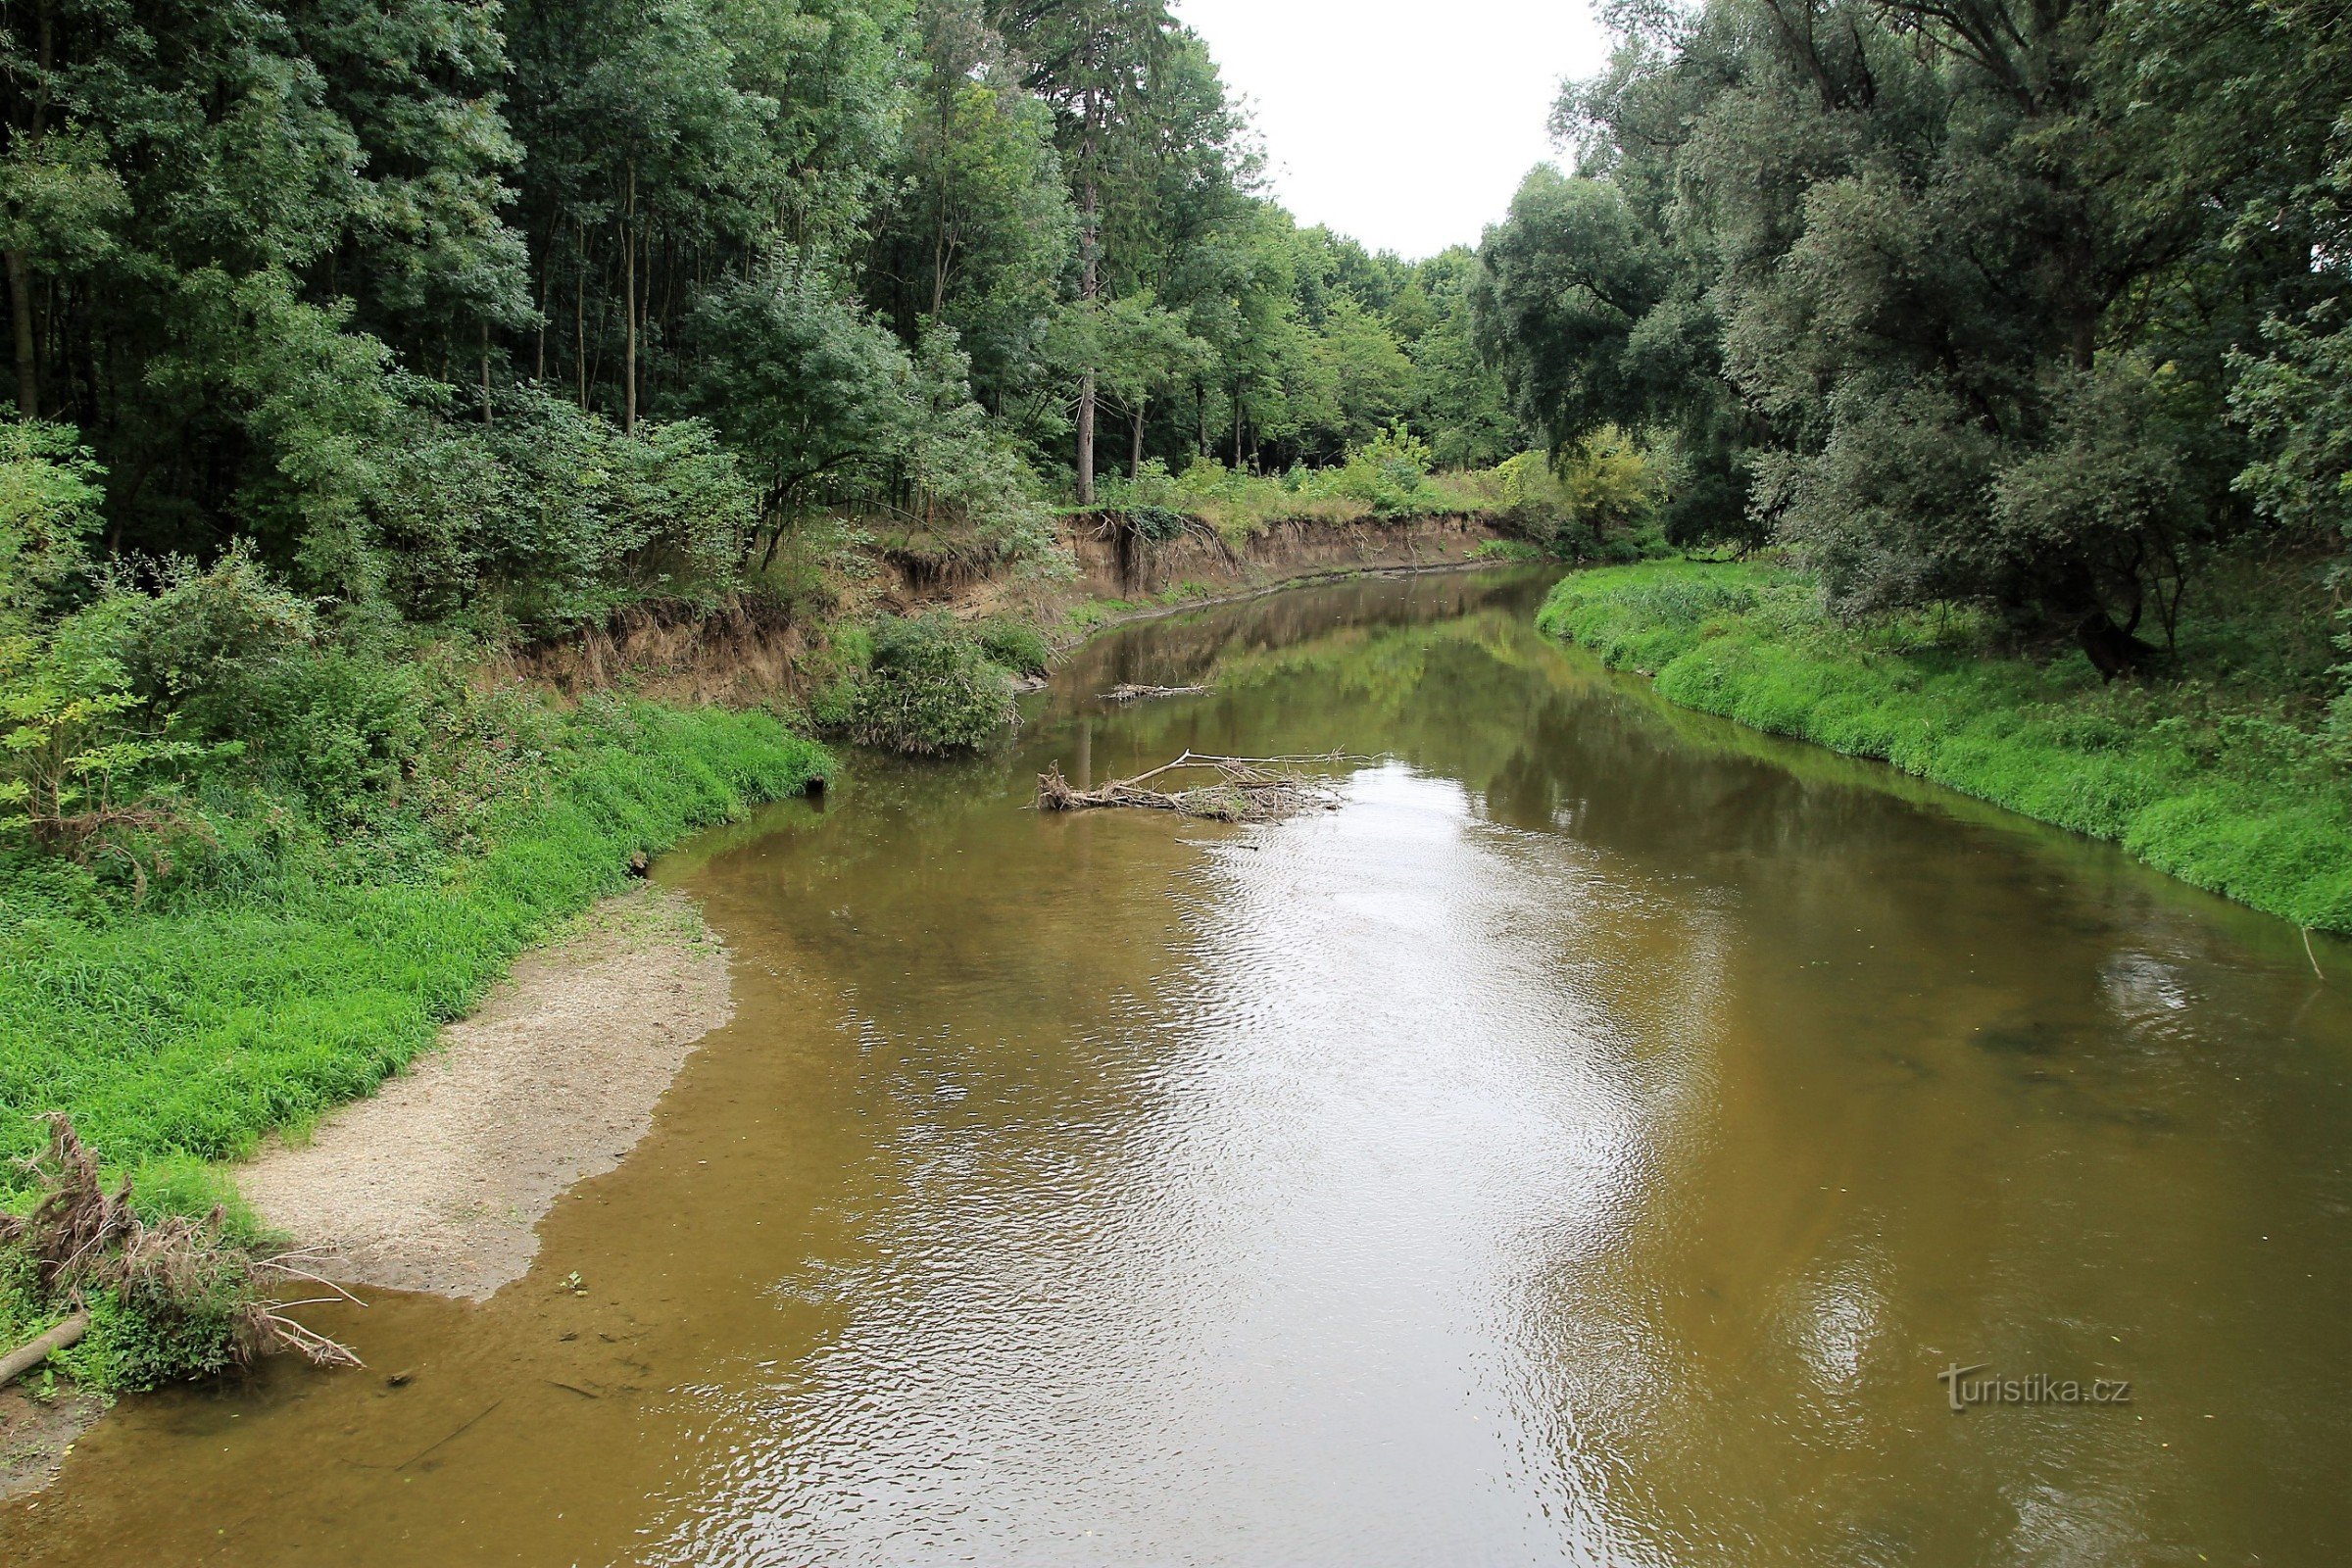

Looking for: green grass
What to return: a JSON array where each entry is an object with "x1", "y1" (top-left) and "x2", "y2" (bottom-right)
[
  {"x1": 1538, "y1": 559, "x2": 2352, "y2": 932},
  {"x1": 0, "y1": 701, "x2": 829, "y2": 1196}
]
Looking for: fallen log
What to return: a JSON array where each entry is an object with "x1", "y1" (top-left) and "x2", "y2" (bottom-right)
[
  {"x1": 1035, "y1": 751, "x2": 1354, "y2": 822},
  {"x1": 0, "y1": 1311, "x2": 88, "y2": 1388},
  {"x1": 1100, "y1": 683, "x2": 1209, "y2": 704}
]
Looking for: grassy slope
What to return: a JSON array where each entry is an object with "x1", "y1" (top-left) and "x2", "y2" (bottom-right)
[
  {"x1": 0, "y1": 704, "x2": 828, "y2": 1195},
  {"x1": 1538, "y1": 560, "x2": 2352, "y2": 933}
]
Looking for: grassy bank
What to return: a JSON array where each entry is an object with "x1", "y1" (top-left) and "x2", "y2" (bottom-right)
[
  {"x1": 0, "y1": 701, "x2": 829, "y2": 1200},
  {"x1": 1538, "y1": 560, "x2": 2352, "y2": 933}
]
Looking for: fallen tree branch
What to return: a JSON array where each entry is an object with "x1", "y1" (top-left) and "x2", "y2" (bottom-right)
[
  {"x1": 1, "y1": 1114, "x2": 364, "y2": 1374},
  {"x1": 1100, "y1": 683, "x2": 1209, "y2": 704},
  {"x1": 1035, "y1": 751, "x2": 1357, "y2": 822},
  {"x1": 0, "y1": 1311, "x2": 88, "y2": 1387}
]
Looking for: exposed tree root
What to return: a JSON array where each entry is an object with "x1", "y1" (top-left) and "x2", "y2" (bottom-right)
[
  {"x1": 0, "y1": 1114, "x2": 363, "y2": 1378},
  {"x1": 1035, "y1": 751, "x2": 1354, "y2": 821},
  {"x1": 1100, "y1": 682, "x2": 1210, "y2": 703}
]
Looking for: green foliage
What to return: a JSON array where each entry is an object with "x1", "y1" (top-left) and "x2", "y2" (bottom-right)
[
  {"x1": 369, "y1": 392, "x2": 755, "y2": 625},
  {"x1": 0, "y1": 421, "x2": 105, "y2": 635},
  {"x1": 55, "y1": 1279, "x2": 247, "y2": 1394},
  {"x1": 839, "y1": 614, "x2": 1018, "y2": 755},
  {"x1": 1540, "y1": 561, "x2": 2352, "y2": 932},
  {"x1": 0, "y1": 701, "x2": 830, "y2": 1189},
  {"x1": 974, "y1": 616, "x2": 1052, "y2": 676},
  {"x1": 0, "y1": 613, "x2": 209, "y2": 860},
  {"x1": 1480, "y1": 0, "x2": 2352, "y2": 651}
]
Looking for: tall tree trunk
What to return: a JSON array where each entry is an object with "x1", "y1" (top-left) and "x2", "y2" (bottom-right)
[
  {"x1": 931, "y1": 208, "x2": 950, "y2": 319},
  {"x1": 1130, "y1": 394, "x2": 1145, "y2": 479},
  {"x1": 622, "y1": 164, "x2": 639, "y2": 436},
  {"x1": 480, "y1": 320, "x2": 492, "y2": 424},
  {"x1": 7, "y1": 0, "x2": 53, "y2": 419},
  {"x1": 1076, "y1": 368, "x2": 1097, "y2": 502},
  {"x1": 574, "y1": 225, "x2": 588, "y2": 411},
  {"x1": 1073, "y1": 90, "x2": 1102, "y2": 506},
  {"x1": 5, "y1": 248, "x2": 36, "y2": 419}
]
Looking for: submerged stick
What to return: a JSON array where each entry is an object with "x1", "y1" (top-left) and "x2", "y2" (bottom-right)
[{"x1": 1101, "y1": 683, "x2": 1210, "y2": 704}]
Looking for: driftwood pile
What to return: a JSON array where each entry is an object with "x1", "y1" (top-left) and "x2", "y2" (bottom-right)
[
  {"x1": 1035, "y1": 751, "x2": 1350, "y2": 822},
  {"x1": 0, "y1": 1113, "x2": 363, "y2": 1383},
  {"x1": 1100, "y1": 682, "x2": 1209, "y2": 704}
]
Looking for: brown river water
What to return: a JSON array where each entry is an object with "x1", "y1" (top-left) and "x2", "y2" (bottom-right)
[{"x1": 4, "y1": 567, "x2": 2349, "y2": 1566}]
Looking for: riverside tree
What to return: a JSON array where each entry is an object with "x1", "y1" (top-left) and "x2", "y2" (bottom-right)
[{"x1": 1477, "y1": 0, "x2": 2352, "y2": 673}]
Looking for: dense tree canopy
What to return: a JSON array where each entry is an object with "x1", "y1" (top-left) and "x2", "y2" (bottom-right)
[
  {"x1": 1477, "y1": 0, "x2": 2352, "y2": 671},
  {"x1": 0, "y1": 0, "x2": 1509, "y2": 628}
]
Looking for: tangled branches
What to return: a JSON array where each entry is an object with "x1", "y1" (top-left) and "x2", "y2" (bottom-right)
[
  {"x1": 1035, "y1": 751, "x2": 1354, "y2": 822},
  {"x1": 1, "y1": 1114, "x2": 361, "y2": 1380},
  {"x1": 1099, "y1": 683, "x2": 1210, "y2": 704}
]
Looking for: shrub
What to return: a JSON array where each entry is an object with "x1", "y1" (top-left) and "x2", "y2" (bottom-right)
[
  {"x1": 975, "y1": 616, "x2": 1052, "y2": 676},
  {"x1": 845, "y1": 614, "x2": 1017, "y2": 755}
]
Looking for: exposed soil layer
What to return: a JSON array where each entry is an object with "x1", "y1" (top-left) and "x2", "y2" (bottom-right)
[
  {"x1": 236, "y1": 888, "x2": 733, "y2": 1301},
  {"x1": 1058, "y1": 511, "x2": 1504, "y2": 603},
  {"x1": 500, "y1": 514, "x2": 1510, "y2": 700}
]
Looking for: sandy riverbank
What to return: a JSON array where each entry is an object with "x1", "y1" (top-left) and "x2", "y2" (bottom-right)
[{"x1": 237, "y1": 885, "x2": 735, "y2": 1300}]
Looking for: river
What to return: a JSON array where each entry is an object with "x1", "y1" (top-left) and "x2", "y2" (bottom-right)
[{"x1": 5, "y1": 567, "x2": 2347, "y2": 1565}]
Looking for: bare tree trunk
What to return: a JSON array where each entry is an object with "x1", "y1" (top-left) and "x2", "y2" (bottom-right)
[
  {"x1": 575, "y1": 223, "x2": 590, "y2": 412},
  {"x1": 1074, "y1": 90, "x2": 1102, "y2": 506},
  {"x1": 1130, "y1": 393, "x2": 1145, "y2": 479},
  {"x1": 622, "y1": 164, "x2": 638, "y2": 436},
  {"x1": 7, "y1": 0, "x2": 52, "y2": 419},
  {"x1": 1077, "y1": 368, "x2": 1097, "y2": 502},
  {"x1": 5, "y1": 248, "x2": 36, "y2": 419},
  {"x1": 480, "y1": 320, "x2": 492, "y2": 424},
  {"x1": 931, "y1": 211, "x2": 950, "y2": 319}
]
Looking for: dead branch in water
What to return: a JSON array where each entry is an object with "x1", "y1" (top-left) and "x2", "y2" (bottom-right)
[
  {"x1": 1035, "y1": 751, "x2": 1356, "y2": 822},
  {"x1": 1100, "y1": 682, "x2": 1209, "y2": 704},
  {"x1": 0, "y1": 1113, "x2": 363, "y2": 1373}
]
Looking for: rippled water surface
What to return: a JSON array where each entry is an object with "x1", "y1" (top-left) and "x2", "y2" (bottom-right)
[{"x1": 6, "y1": 568, "x2": 2349, "y2": 1566}]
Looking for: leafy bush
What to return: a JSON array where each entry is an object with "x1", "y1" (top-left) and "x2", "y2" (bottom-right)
[
  {"x1": 975, "y1": 616, "x2": 1052, "y2": 676},
  {"x1": 369, "y1": 389, "x2": 754, "y2": 626},
  {"x1": 1489, "y1": 430, "x2": 1664, "y2": 562},
  {"x1": 0, "y1": 420, "x2": 105, "y2": 636},
  {"x1": 844, "y1": 614, "x2": 1017, "y2": 755}
]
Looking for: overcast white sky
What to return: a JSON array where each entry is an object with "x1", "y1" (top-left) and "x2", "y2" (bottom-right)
[{"x1": 1174, "y1": 1, "x2": 1614, "y2": 260}]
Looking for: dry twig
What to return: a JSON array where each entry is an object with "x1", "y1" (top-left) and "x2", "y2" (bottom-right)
[
  {"x1": 1035, "y1": 751, "x2": 1356, "y2": 822},
  {"x1": 0, "y1": 1113, "x2": 363, "y2": 1373},
  {"x1": 1099, "y1": 683, "x2": 1210, "y2": 704}
]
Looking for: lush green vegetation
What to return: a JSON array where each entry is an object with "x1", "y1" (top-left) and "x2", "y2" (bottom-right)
[
  {"x1": 1540, "y1": 560, "x2": 2352, "y2": 932},
  {"x1": 809, "y1": 613, "x2": 1027, "y2": 756},
  {"x1": 2, "y1": 0, "x2": 2349, "y2": 1391},
  {"x1": 0, "y1": 694, "x2": 827, "y2": 1191},
  {"x1": 0, "y1": 0, "x2": 1546, "y2": 1279},
  {"x1": 1479, "y1": 0, "x2": 2351, "y2": 707}
]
